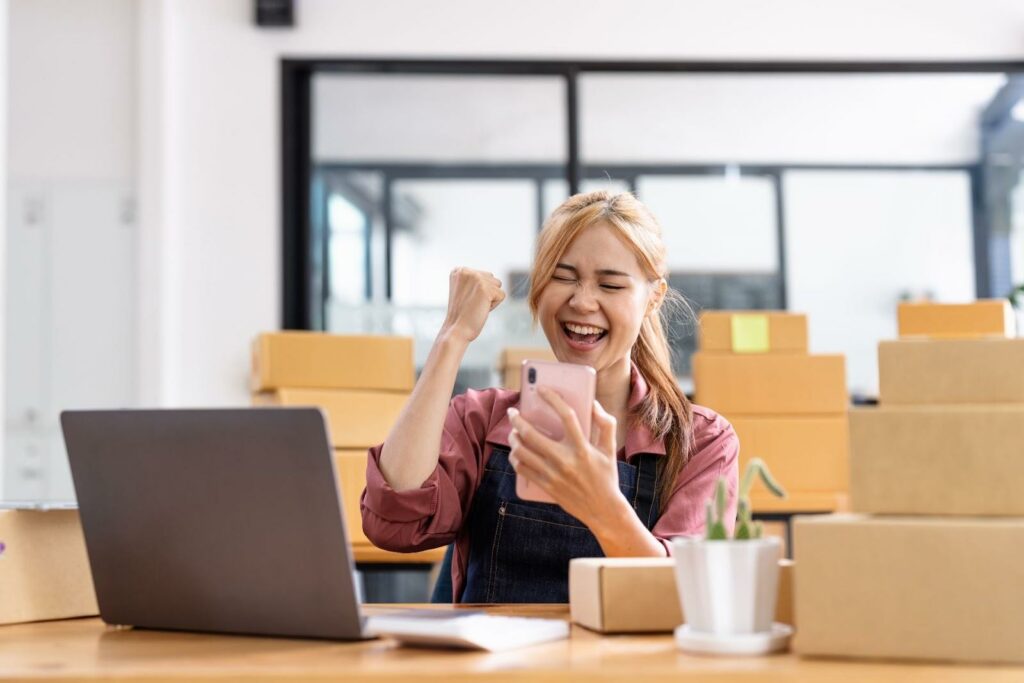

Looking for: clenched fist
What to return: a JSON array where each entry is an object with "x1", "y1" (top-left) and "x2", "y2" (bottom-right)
[{"x1": 440, "y1": 267, "x2": 506, "y2": 344}]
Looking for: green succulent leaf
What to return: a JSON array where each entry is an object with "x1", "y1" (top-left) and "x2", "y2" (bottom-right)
[
  {"x1": 704, "y1": 499, "x2": 715, "y2": 540},
  {"x1": 741, "y1": 457, "x2": 787, "y2": 499},
  {"x1": 708, "y1": 521, "x2": 728, "y2": 540},
  {"x1": 714, "y1": 477, "x2": 727, "y2": 520},
  {"x1": 1009, "y1": 283, "x2": 1024, "y2": 310},
  {"x1": 737, "y1": 497, "x2": 752, "y2": 525}
]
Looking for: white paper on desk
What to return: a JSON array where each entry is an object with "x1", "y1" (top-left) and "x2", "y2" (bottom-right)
[{"x1": 0, "y1": 500, "x2": 78, "y2": 511}]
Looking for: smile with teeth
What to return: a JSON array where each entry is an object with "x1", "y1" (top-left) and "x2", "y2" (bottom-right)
[{"x1": 561, "y1": 321, "x2": 608, "y2": 347}]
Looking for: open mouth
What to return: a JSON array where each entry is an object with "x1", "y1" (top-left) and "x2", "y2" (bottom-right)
[{"x1": 561, "y1": 321, "x2": 608, "y2": 349}]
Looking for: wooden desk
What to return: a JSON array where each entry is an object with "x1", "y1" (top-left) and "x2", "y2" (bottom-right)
[{"x1": 2, "y1": 604, "x2": 1020, "y2": 682}]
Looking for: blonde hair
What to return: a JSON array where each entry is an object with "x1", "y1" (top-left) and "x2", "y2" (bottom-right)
[{"x1": 527, "y1": 190, "x2": 694, "y2": 511}]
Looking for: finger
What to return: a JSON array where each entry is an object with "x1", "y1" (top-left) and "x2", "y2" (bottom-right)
[
  {"x1": 591, "y1": 399, "x2": 617, "y2": 456},
  {"x1": 489, "y1": 288, "x2": 506, "y2": 311},
  {"x1": 507, "y1": 409, "x2": 566, "y2": 465},
  {"x1": 509, "y1": 437, "x2": 558, "y2": 485},
  {"x1": 538, "y1": 387, "x2": 588, "y2": 450}
]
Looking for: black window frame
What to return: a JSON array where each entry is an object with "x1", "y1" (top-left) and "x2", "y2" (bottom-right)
[{"x1": 282, "y1": 58, "x2": 1024, "y2": 330}]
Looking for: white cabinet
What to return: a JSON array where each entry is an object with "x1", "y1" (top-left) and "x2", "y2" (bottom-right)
[{"x1": 4, "y1": 182, "x2": 137, "y2": 501}]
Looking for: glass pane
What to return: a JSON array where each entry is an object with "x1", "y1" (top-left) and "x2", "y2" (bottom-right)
[
  {"x1": 637, "y1": 174, "x2": 777, "y2": 272},
  {"x1": 313, "y1": 73, "x2": 566, "y2": 164},
  {"x1": 391, "y1": 179, "x2": 537, "y2": 305},
  {"x1": 328, "y1": 179, "x2": 549, "y2": 382},
  {"x1": 1012, "y1": 181, "x2": 1024, "y2": 288},
  {"x1": 581, "y1": 73, "x2": 1004, "y2": 164},
  {"x1": 784, "y1": 170, "x2": 975, "y2": 396},
  {"x1": 327, "y1": 192, "x2": 369, "y2": 305}
]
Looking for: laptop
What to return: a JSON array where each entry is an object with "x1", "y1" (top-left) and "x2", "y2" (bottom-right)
[
  {"x1": 60, "y1": 407, "x2": 569, "y2": 649},
  {"x1": 61, "y1": 407, "x2": 369, "y2": 640}
]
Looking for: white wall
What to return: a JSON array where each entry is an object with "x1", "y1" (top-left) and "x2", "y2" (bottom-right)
[
  {"x1": 8, "y1": 0, "x2": 135, "y2": 183},
  {"x1": 142, "y1": 0, "x2": 1024, "y2": 407}
]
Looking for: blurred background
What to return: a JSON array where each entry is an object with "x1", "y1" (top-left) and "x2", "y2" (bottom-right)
[{"x1": 3, "y1": 0, "x2": 1024, "y2": 504}]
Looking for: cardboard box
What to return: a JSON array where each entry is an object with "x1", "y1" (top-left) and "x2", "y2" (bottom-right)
[
  {"x1": 251, "y1": 332, "x2": 414, "y2": 393},
  {"x1": 750, "y1": 491, "x2": 848, "y2": 514},
  {"x1": 776, "y1": 558, "x2": 794, "y2": 627},
  {"x1": 335, "y1": 449, "x2": 371, "y2": 547},
  {"x1": 334, "y1": 450, "x2": 446, "y2": 565},
  {"x1": 878, "y1": 339, "x2": 1024, "y2": 405},
  {"x1": 498, "y1": 347, "x2": 557, "y2": 390},
  {"x1": 569, "y1": 558, "x2": 682, "y2": 633},
  {"x1": 0, "y1": 509, "x2": 98, "y2": 625},
  {"x1": 254, "y1": 389, "x2": 407, "y2": 449},
  {"x1": 569, "y1": 557, "x2": 795, "y2": 633},
  {"x1": 498, "y1": 346, "x2": 557, "y2": 369},
  {"x1": 699, "y1": 311, "x2": 808, "y2": 354},
  {"x1": 693, "y1": 353, "x2": 847, "y2": 415},
  {"x1": 793, "y1": 514, "x2": 1024, "y2": 664},
  {"x1": 731, "y1": 415, "x2": 848, "y2": 493},
  {"x1": 898, "y1": 299, "x2": 1015, "y2": 339},
  {"x1": 850, "y1": 405, "x2": 1024, "y2": 516}
]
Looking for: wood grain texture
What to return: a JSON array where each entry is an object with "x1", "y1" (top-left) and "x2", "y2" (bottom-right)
[{"x1": 1, "y1": 605, "x2": 1020, "y2": 682}]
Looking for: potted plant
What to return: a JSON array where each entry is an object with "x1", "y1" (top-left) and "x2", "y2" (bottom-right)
[
  {"x1": 1009, "y1": 283, "x2": 1024, "y2": 337},
  {"x1": 672, "y1": 457, "x2": 790, "y2": 655}
]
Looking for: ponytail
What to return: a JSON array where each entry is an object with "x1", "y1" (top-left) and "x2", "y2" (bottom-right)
[{"x1": 630, "y1": 292, "x2": 694, "y2": 512}]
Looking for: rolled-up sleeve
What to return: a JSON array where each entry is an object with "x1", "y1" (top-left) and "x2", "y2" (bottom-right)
[
  {"x1": 360, "y1": 388, "x2": 509, "y2": 553},
  {"x1": 650, "y1": 409, "x2": 740, "y2": 555}
]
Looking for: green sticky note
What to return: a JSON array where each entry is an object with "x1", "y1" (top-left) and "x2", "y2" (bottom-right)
[{"x1": 731, "y1": 314, "x2": 770, "y2": 353}]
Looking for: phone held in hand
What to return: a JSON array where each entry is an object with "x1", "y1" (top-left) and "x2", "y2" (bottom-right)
[{"x1": 515, "y1": 360, "x2": 597, "y2": 503}]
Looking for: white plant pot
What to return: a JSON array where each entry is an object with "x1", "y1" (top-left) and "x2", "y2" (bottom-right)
[{"x1": 672, "y1": 536, "x2": 781, "y2": 636}]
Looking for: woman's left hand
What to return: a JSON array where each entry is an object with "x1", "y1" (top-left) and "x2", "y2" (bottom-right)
[{"x1": 507, "y1": 388, "x2": 622, "y2": 526}]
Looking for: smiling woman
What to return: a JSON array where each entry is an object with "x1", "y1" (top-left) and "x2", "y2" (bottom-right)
[{"x1": 362, "y1": 191, "x2": 739, "y2": 603}]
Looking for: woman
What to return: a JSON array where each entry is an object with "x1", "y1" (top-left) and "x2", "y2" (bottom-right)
[{"x1": 361, "y1": 191, "x2": 739, "y2": 603}]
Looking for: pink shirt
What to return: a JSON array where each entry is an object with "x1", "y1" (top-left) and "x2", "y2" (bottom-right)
[{"x1": 360, "y1": 364, "x2": 739, "y2": 602}]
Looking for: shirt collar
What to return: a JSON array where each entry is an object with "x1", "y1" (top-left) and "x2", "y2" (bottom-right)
[{"x1": 486, "y1": 361, "x2": 667, "y2": 459}]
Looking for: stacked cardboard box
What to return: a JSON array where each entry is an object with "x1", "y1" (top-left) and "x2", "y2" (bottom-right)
[
  {"x1": 692, "y1": 311, "x2": 849, "y2": 513},
  {"x1": 251, "y1": 332, "x2": 443, "y2": 564},
  {"x1": 897, "y1": 298, "x2": 1015, "y2": 339},
  {"x1": 795, "y1": 301, "x2": 1024, "y2": 664},
  {"x1": 498, "y1": 347, "x2": 557, "y2": 390}
]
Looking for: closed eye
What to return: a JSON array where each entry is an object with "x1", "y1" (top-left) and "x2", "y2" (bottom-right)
[{"x1": 553, "y1": 275, "x2": 624, "y2": 290}]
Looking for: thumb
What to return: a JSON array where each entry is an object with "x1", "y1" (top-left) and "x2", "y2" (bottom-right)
[{"x1": 590, "y1": 400, "x2": 617, "y2": 457}]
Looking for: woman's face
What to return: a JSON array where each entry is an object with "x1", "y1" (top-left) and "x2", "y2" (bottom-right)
[{"x1": 536, "y1": 221, "x2": 661, "y2": 373}]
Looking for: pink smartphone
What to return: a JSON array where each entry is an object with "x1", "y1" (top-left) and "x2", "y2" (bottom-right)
[{"x1": 515, "y1": 360, "x2": 597, "y2": 503}]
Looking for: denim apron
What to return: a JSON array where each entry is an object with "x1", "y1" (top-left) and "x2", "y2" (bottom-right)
[{"x1": 459, "y1": 445, "x2": 661, "y2": 603}]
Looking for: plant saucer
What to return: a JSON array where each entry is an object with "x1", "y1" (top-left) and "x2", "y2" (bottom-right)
[{"x1": 674, "y1": 622, "x2": 793, "y2": 656}]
